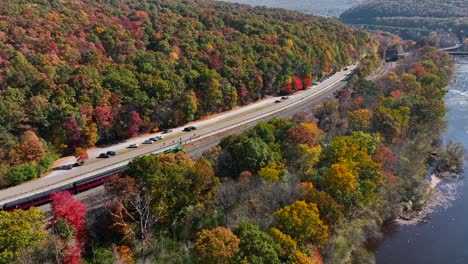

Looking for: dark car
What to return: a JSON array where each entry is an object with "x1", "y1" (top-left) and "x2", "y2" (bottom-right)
[
  {"x1": 281, "y1": 96, "x2": 289, "y2": 100},
  {"x1": 98, "y1": 153, "x2": 110, "y2": 158},
  {"x1": 106, "y1": 150, "x2": 117, "y2": 156},
  {"x1": 150, "y1": 135, "x2": 164, "y2": 141},
  {"x1": 73, "y1": 160, "x2": 85, "y2": 167},
  {"x1": 64, "y1": 164, "x2": 74, "y2": 170},
  {"x1": 184, "y1": 126, "x2": 197, "y2": 132},
  {"x1": 162, "y1": 129, "x2": 173, "y2": 134},
  {"x1": 275, "y1": 99, "x2": 282, "y2": 103}
]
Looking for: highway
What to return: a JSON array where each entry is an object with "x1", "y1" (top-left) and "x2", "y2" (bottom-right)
[{"x1": 0, "y1": 64, "x2": 358, "y2": 208}]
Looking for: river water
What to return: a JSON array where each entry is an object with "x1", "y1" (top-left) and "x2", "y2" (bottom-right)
[{"x1": 375, "y1": 56, "x2": 468, "y2": 263}]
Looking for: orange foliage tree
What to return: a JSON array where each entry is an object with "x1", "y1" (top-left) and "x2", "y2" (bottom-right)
[{"x1": 192, "y1": 227, "x2": 240, "y2": 264}]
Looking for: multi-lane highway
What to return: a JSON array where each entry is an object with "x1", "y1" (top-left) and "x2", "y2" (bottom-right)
[{"x1": 0, "y1": 64, "x2": 358, "y2": 208}]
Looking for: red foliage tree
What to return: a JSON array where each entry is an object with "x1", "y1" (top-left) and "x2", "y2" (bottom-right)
[
  {"x1": 64, "y1": 116, "x2": 83, "y2": 150},
  {"x1": 288, "y1": 123, "x2": 323, "y2": 147},
  {"x1": 282, "y1": 81, "x2": 293, "y2": 94},
  {"x1": 292, "y1": 76, "x2": 303, "y2": 91},
  {"x1": 51, "y1": 191, "x2": 87, "y2": 246},
  {"x1": 127, "y1": 111, "x2": 143, "y2": 138},
  {"x1": 62, "y1": 245, "x2": 83, "y2": 264},
  {"x1": 239, "y1": 85, "x2": 248, "y2": 100},
  {"x1": 304, "y1": 74, "x2": 313, "y2": 87},
  {"x1": 94, "y1": 106, "x2": 113, "y2": 127},
  {"x1": 372, "y1": 145, "x2": 398, "y2": 183}
]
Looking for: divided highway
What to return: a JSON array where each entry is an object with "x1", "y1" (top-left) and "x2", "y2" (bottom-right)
[{"x1": 0, "y1": 64, "x2": 358, "y2": 208}]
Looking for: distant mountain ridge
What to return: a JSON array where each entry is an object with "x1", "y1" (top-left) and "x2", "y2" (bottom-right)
[
  {"x1": 340, "y1": 0, "x2": 468, "y2": 41},
  {"x1": 220, "y1": 0, "x2": 361, "y2": 17}
]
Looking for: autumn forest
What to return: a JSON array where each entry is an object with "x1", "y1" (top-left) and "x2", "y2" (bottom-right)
[
  {"x1": 0, "y1": 0, "x2": 459, "y2": 263},
  {"x1": 0, "y1": 0, "x2": 374, "y2": 187}
]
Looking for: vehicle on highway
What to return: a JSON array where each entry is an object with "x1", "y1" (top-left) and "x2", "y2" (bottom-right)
[
  {"x1": 149, "y1": 135, "x2": 163, "y2": 141},
  {"x1": 106, "y1": 150, "x2": 117, "y2": 156},
  {"x1": 162, "y1": 129, "x2": 173, "y2": 134},
  {"x1": 73, "y1": 161, "x2": 85, "y2": 167},
  {"x1": 281, "y1": 96, "x2": 289, "y2": 100},
  {"x1": 128, "y1": 143, "x2": 139, "y2": 148},
  {"x1": 344, "y1": 67, "x2": 349, "y2": 71},
  {"x1": 275, "y1": 99, "x2": 282, "y2": 103},
  {"x1": 143, "y1": 140, "x2": 153, "y2": 144},
  {"x1": 183, "y1": 126, "x2": 196, "y2": 132},
  {"x1": 98, "y1": 153, "x2": 110, "y2": 158},
  {"x1": 64, "y1": 164, "x2": 74, "y2": 170},
  {"x1": 313, "y1": 81, "x2": 318, "y2": 85}
]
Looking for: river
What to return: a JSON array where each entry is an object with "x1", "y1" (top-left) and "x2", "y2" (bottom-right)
[{"x1": 375, "y1": 56, "x2": 468, "y2": 263}]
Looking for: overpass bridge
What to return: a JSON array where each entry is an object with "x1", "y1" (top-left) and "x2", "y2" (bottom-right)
[
  {"x1": 439, "y1": 43, "x2": 464, "y2": 51},
  {"x1": 440, "y1": 43, "x2": 467, "y2": 55},
  {"x1": 447, "y1": 51, "x2": 468, "y2": 56}
]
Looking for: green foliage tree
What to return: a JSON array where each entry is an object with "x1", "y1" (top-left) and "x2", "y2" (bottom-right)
[
  {"x1": 124, "y1": 153, "x2": 216, "y2": 227},
  {"x1": 234, "y1": 223, "x2": 281, "y2": 264},
  {"x1": 230, "y1": 137, "x2": 275, "y2": 176},
  {"x1": 373, "y1": 105, "x2": 410, "y2": 142}
]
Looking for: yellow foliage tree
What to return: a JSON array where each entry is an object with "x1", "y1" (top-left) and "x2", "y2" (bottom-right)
[
  {"x1": 323, "y1": 160, "x2": 357, "y2": 194},
  {"x1": 0, "y1": 207, "x2": 47, "y2": 263},
  {"x1": 348, "y1": 109, "x2": 373, "y2": 132},
  {"x1": 274, "y1": 201, "x2": 329, "y2": 245},
  {"x1": 258, "y1": 162, "x2": 284, "y2": 182},
  {"x1": 268, "y1": 227, "x2": 297, "y2": 258},
  {"x1": 288, "y1": 250, "x2": 320, "y2": 264}
]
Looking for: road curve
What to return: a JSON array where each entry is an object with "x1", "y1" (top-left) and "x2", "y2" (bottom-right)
[{"x1": 0, "y1": 64, "x2": 358, "y2": 207}]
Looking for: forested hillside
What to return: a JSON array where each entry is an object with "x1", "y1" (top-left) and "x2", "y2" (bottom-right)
[
  {"x1": 0, "y1": 0, "x2": 375, "y2": 187},
  {"x1": 340, "y1": 0, "x2": 468, "y2": 42},
  {"x1": 1, "y1": 46, "x2": 455, "y2": 264}
]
